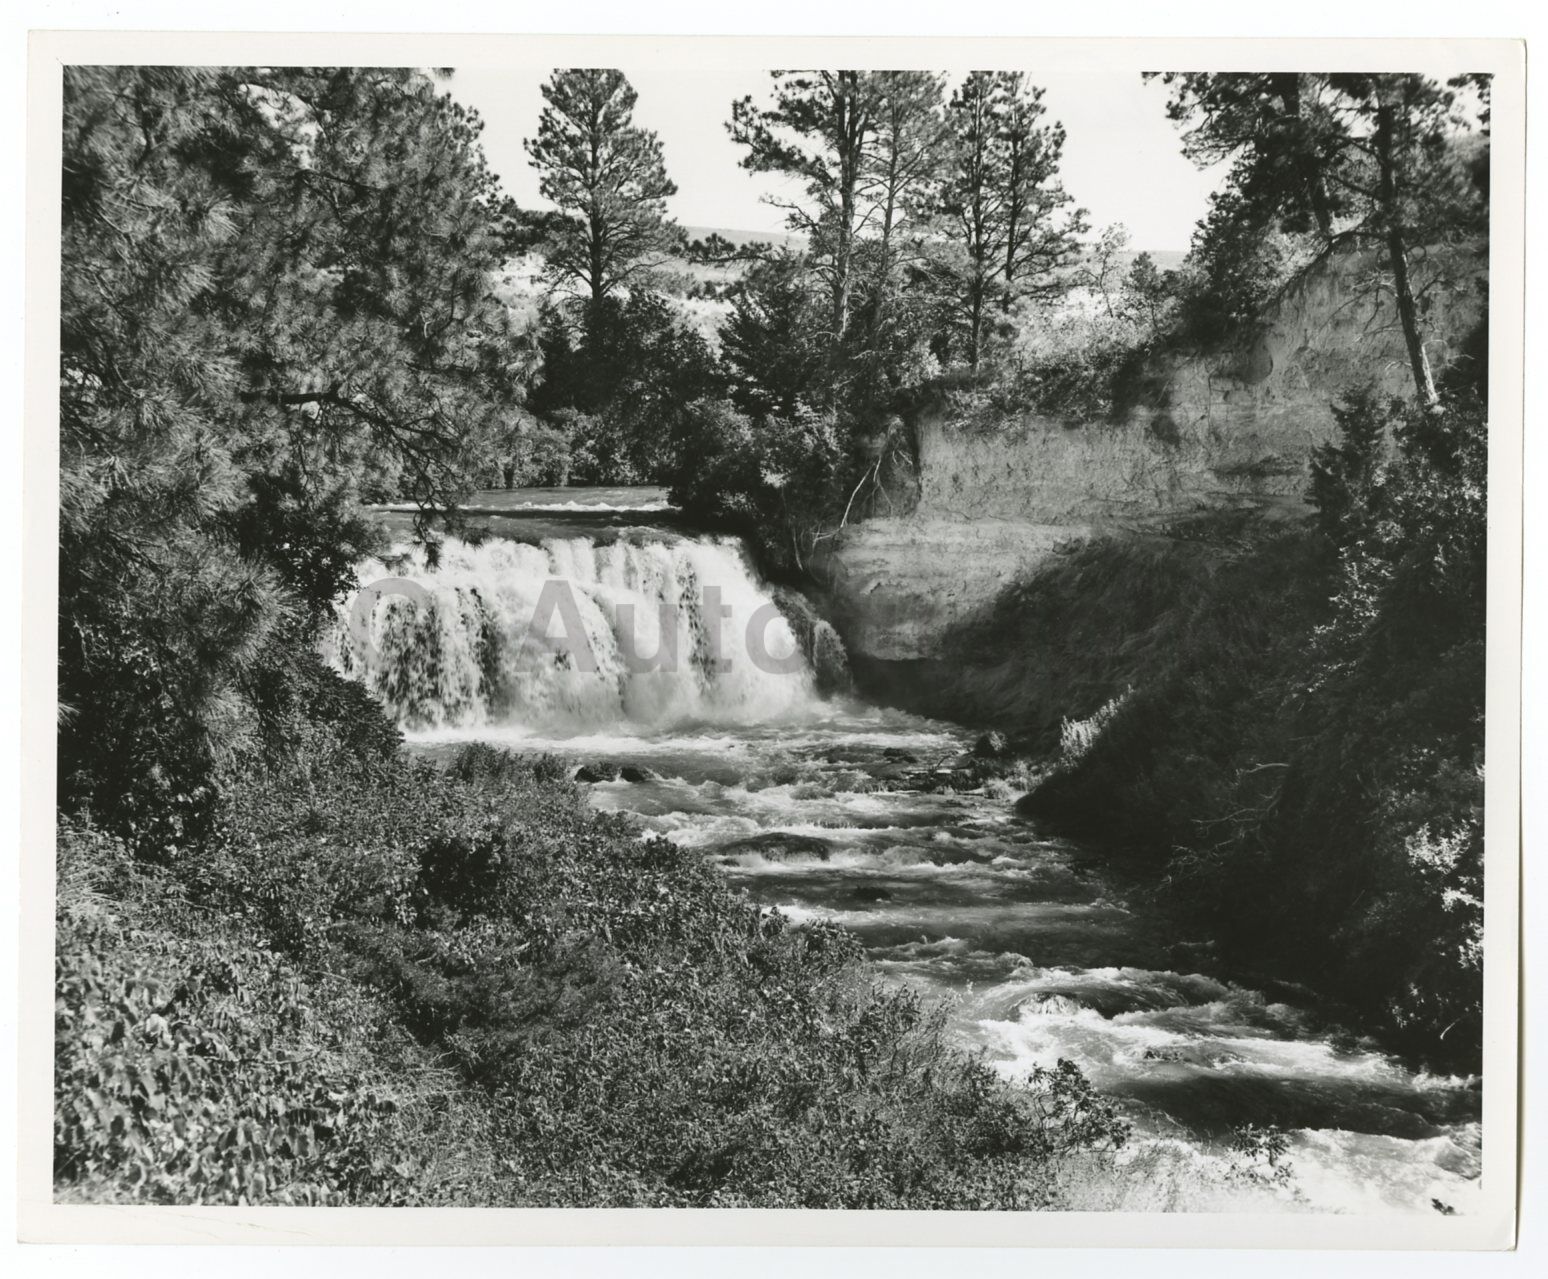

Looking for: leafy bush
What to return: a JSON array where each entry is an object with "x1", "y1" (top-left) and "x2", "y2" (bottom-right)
[
  {"x1": 1227, "y1": 1124, "x2": 1297, "y2": 1191},
  {"x1": 666, "y1": 397, "x2": 864, "y2": 574},
  {"x1": 532, "y1": 290, "x2": 728, "y2": 484},
  {"x1": 55, "y1": 821, "x2": 419, "y2": 1204},
  {"x1": 977, "y1": 295, "x2": 1157, "y2": 423}
]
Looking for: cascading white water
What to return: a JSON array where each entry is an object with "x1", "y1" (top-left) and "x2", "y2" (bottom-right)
[{"x1": 329, "y1": 534, "x2": 823, "y2": 733}]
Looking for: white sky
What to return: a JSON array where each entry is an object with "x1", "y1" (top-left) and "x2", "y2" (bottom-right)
[{"x1": 444, "y1": 67, "x2": 1230, "y2": 254}]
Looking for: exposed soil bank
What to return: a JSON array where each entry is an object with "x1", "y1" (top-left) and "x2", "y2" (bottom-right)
[{"x1": 811, "y1": 248, "x2": 1484, "y2": 671}]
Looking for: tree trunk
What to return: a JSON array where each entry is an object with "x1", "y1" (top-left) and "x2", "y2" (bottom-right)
[
  {"x1": 830, "y1": 72, "x2": 860, "y2": 349},
  {"x1": 1002, "y1": 138, "x2": 1021, "y2": 310},
  {"x1": 968, "y1": 284, "x2": 984, "y2": 371},
  {"x1": 588, "y1": 212, "x2": 605, "y2": 310},
  {"x1": 869, "y1": 147, "x2": 899, "y2": 353},
  {"x1": 1375, "y1": 102, "x2": 1441, "y2": 412},
  {"x1": 834, "y1": 192, "x2": 852, "y2": 342},
  {"x1": 587, "y1": 94, "x2": 606, "y2": 311},
  {"x1": 1274, "y1": 73, "x2": 1335, "y2": 241}
]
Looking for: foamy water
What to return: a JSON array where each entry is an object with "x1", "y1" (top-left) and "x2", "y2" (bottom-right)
[
  {"x1": 328, "y1": 534, "x2": 823, "y2": 733},
  {"x1": 340, "y1": 526, "x2": 1482, "y2": 1216}
]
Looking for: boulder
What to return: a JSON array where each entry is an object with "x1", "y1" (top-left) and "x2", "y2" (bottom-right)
[
  {"x1": 972, "y1": 731, "x2": 1009, "y2": 760},
  {"x1": 719, "y1": 831, "x2": 832, "y2": 863}
]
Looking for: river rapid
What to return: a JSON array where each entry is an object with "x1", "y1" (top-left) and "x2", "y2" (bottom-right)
[{"x1": 340, "y1": 488, "x2": 1482, "y2": 1215}]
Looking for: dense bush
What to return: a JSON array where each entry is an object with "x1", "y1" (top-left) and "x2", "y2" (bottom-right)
[
  {"x1": 665, "y1": 254, "x2": 927, "y2": 575},
  {"x1": 532, "y1": 290, "x2": 728, "y2": 484},
  {"x1": 56, "y1": 666, "x2": 1131, "y2": 1207},
  {"x1": 666, "y1": 397, "x2": 863, "y2": 575},
  {"x1": 960, "y1": 308, "x2": 1154, "y2": 425},
  {"x1": 55, "y1": 821, "x2": 424, "y2": 1205},
  {"x1": 1164, "y1": 189, "x2": 1304, "y2": 348}
]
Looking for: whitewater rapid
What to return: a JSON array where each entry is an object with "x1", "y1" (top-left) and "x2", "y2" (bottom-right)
[{"x1": 337, "y1": 522, "x2": 1483, "y2": 1216}]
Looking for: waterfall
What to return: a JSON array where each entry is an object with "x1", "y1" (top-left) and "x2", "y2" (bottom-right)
[{"x1": 329, "y1": 534, "x2": 825, "y2": 733}]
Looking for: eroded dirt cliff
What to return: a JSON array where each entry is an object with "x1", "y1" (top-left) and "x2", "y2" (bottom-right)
[{"x1": 813, "y1": 249, "x2": 1485, "y2": 671}]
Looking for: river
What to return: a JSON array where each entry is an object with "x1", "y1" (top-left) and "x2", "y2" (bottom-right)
[{"x1": 338, "y1": 487, "x2": 1483, "y2": 1215}]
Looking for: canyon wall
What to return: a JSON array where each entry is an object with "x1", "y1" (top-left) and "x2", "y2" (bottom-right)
[{"x1": 812, "y1": 249, "x2": 1486, "y2": 669}]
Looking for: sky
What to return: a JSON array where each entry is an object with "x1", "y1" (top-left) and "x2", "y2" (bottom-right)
[{"x1": 443, "y1": 67, "x2": 1229, "y2": 254}]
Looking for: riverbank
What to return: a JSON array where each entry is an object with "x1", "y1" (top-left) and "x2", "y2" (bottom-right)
[
  {"x1": 543, "y1": 704, "x2": 1480, "y2": 1215},
  {"x1": 822, "y1": 493, "x2": 1482, "y2": 1071},
  {"x1": 54, "y1": 654, "x2": 1132, "y2": 1208}
]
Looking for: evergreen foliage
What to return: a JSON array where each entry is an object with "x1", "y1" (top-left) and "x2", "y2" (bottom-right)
[
  {"x1": 930, "y1": 71, "x2": 1085, "y2": 368},
  {"x1": 1153, "y1": 72, "x2": 1490, "y2": 401},
  {"x1": 526, "y1": 68, "x2": 681, "y2": 309},
  {"x1": 60, "y1": 66, "x2": 538, "y2": 840}
]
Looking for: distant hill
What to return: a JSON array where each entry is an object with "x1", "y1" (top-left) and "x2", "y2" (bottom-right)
[
  {"x1": 680, "y1": 228, "x2": 1186, "y2": 270},
  {"x1": 683, "y1": 225, "x2": 804, "y2": 251}
]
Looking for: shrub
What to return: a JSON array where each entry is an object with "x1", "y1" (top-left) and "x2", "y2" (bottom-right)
[
  {"x1": 54, "y1": 821, "x2": 418, "y2": 1205},
  {"x1": 1059, "y1": 690, "x2": 1132, "y2": 764},
  {"x1": 980, "y1": 297, "x2": 1157, "y2": 422}
]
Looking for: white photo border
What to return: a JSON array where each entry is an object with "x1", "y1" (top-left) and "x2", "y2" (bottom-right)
[{"x1": 17, "y1": 28, "x2": 1526, "y2": 1250}]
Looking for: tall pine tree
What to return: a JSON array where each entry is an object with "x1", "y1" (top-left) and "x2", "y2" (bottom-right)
[
  {"x1": 1155, "y1": 71, "x2": 1489, "y2": 410},
  {"x1": 729, "y1": 71, "x2": 887, "y2": 358},
  {"x1": 525, "y1": 69, "x2": 680, "y2": 314},
  {"x1": 931, "y1": 71, "x2": 1083, "y2": 368}
]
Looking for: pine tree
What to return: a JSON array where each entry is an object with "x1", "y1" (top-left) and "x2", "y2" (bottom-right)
[
  {"x1": 1149, "y1": 73, "x2": 1349, "y2": 242},
  {"x1": 1154, "y1": 72, "x2": 1489, "y2": 411},
  {"x1": 931, "y1": 72, "x2": 1083, "y2": 368},
  {"x1": 929, "y1": 72, "x2": 999, "y2": 369},
  {"x1": 720, "y1": 254, "x2": 827, "y2": 419},
  {"x1": 60, "y1": 66, "x2": 539, "y2": 838},
  {"x1": 858, "y1": 72, "x2": 948, "y2": 342},
  {"x1": 998, "y1": 74, "x2": 1086, "y2": 304},
  {"x1": 729, "y1": 71, "x2": 887, "y2": 354},
  {"x1": 525, "y1": 69, "x2": 680, "y2": 315}
]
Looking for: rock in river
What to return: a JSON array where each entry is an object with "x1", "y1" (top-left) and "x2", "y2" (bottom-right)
[
  {"x1": 719, "y1": 831, "x2": 832, "y2": 863},
  {"x1": 573, "y1": 763, "x2": 619, "y2": 783}
]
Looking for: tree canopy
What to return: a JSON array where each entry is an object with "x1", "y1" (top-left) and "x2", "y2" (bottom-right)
[
  {"x1": 1154, "y1": 71, "x2": 1489, "y2": 407},
  {"x1": 930, "y1": 72, "x2": 1085, "y2": 368}
]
